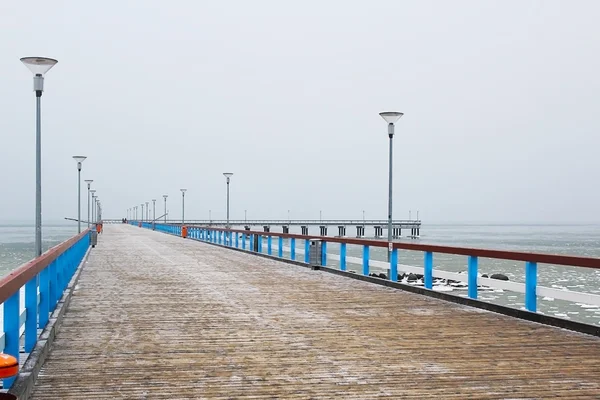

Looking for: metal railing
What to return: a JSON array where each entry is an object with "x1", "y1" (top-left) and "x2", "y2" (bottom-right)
[
  {"x1": 140, "y1": 223, "x2": 600, "y2": 314},
  {"x1": 0, "y1": 230, "x2": 90, "y2": 388}
]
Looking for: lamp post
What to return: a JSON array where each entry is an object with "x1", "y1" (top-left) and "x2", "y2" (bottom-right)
[
  {"x1": 152, "y1": 199, "x2": 156, "y2": 223},
  {"x1": 180, "y1": 189, "x2": 187, "y2": 224},
  {"x1": 223, "y1": 173, "x2": 233, "y2": 228},
  {"x1": 244, "y1": 209, "x2": 247, "y2": 222},
  {"x1": 21, "y1": 57, "x2": 58, "y2": 256},
  {"x1": 141, "y1": 203, "x2": 144, "y2": 223},
  {"x1": 72, "y1": 156, "x2": 86, "y2": 233},
  {"x1": 134, "y1": 206, "x2": 137, "y2": 221},
  {"x1": 90, "y1": 191, "x2": 96, "y2": 225},
  {"x1": 145, "y1": 201, "x2": 149, "y2": 221},
  {"x1": 163, "y1": 195, "x2": 168, "y2": 222},
  {"x1": 379, "y1": 111, "x2": 404, "y2": 257},
  {"x1": 84, "y1": 179, "x2": 93, "y2": 228}
]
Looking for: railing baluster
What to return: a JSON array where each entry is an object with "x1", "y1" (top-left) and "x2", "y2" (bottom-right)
[
  {"x1": 278, "y1": 237, "x2": 283, "y2": 258},
  {"x1": 340, "y1": 243, "x2": 347, "y2": 271},
  {"x1": 304, "y1": 239, "x2": 310, "y2": 263},
  {"x1": 3, "y1": 291, "x2": 20, "y2": 388},
  {"x1": 321, "y1": 241, "x2": 327, "y2": 266},
  {"x1": 363, "y1": 245, "x2": 369, "y2": 275},
  {"x1": 242, "y1": 233, "x2": 246, "y2": 249},
  {"x1": 468, "y1": 255, "x2": 478, "y2": 299},
  {"x1": 267, "y1": 236, "x2": 272, "y2": 255},
  {"x1": 236, "y1": 232, "x2": 239, "y2": 248},
  {"x1": 390, "y1": 248, "x2": 398, "y2": 281},
  {"x1": 525, "y1": 261, "x2": 537, "y2": 312},
  {"x1": 258, "y1": 235, "x2": 263, "y2": 253},
  {"x1": 424, "y1": 251, "x2": 433, "y2": 289},
  {"x1": 25, "y1": 277, "x2": 38, "y2": 352},
  {"x1": 49, "y1": 261, "x2": 57, "y2": 311},
  {"x1": 290, "y1": 238, "x2": 296, "y2": 260}
]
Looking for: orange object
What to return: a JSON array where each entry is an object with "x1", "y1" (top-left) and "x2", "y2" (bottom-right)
[
  {"x1": 0, "y1": 354, "x2": 18, "y2": 378},
  {"x1": 182, "y1": 226, "x2": 188, "y2": 238},
  {"x1": 96, "y1": 223, "x2": 103, "y2": 234}
]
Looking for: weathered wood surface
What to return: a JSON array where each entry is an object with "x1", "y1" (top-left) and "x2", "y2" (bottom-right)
[{"x1": 30, "y1": 225, "x2": 600, "y2": 399}]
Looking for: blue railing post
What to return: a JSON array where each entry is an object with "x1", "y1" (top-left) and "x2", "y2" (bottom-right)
[
  {"x1": 390, "y1": 248, "x2": 398, "y2": 281},
  {"x1": 267, "y1": 236, "x2": 272, "y2": 255},
  {"x1": 49, "y1": 261, "x2": 57, "y2": 310},
  {"x1": 3, "y1": 291, "x2": 19, "y2": 388},
  {"x1": 525, "y1": 261, "x2": 538, "y2": 312},
  {"x1": 424, "y1": 251, "x2": 433, "y2": 289},
  {"x1": 236, "y1": 232, "x2": 239, "y2": 248},
  {"x1": 278, "y1": 237, "x2": 283, "y2": 258},
  {"x1": 321, "y1": 241, "x2": 327, "y2": 266},
  {"x1": 258, "y1": 235, "x2": 263, "y2": 253},
  {"x1": 468, "y1": 255, "x2": 478, "y2": 299},
  {"x1": 242, "y1": 233, "x2": 246, "y2": 250},
  {"x1": 290, "y1": 238, "x2": 296, "y2": 260},
  {"x1": 362, "y1": 245, "x2": 369, "y2": 276},
  {"x1": 25, "y1": 277, "x2": 37, "y2": 352},
  {"x1": 304, "y1": 239, "x2": 310, "y2": 263},
  {"x1": 340, "y1": 242, "x2": 347, "y2": 271}
]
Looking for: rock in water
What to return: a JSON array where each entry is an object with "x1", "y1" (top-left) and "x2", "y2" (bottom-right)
[
  {"x1": 378, "y1": 273, "x2": 387, "y2": 279},
  {"x1": 482, "y1": 274, "x2": 488, "y2": 278},
  {"x1": 490, "y1": 273, "x2": 509, "y2": 281},
  {"x1": 407, "y1": 273, "x2": 418, "y2": 282}
]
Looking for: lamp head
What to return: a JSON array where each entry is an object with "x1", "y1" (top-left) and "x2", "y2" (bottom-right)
[
  {"x1": 379, "y1": 112, "x2": 403, "y2": 124},
  {"x1": 20, "y1": 57, "x2": 58, "y2": 76}
]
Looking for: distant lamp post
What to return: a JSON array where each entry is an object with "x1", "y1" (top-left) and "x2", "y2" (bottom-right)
[
  {"x1": 21, "y1": 57, "x2": 58, "y2": 256},
  {"x1": 141, "y1": 203, "x2": 144, "y2": 223},
  {"x1": 84, "y1": 179, "x2": 93, "y2": 228},
  {"x1": 379, "y1": 111, "x2": 404, "y2": 254},
  {"x1": 163, "y1": 195, "x2": 168, "y2": 222},
  {"x1": 180, "y1": 189, "x2": 187, "y2": 224},
  {"x1": 152, "y1": 199, "x2": 156, "y2": 223},
  {"x1": 90, "y1": 190, "x2": 96, "y2": 225},
  {"x1": 223, "y1": 173, "x2": 233, "y2": 228},
  {"x1": 72, "y1": 156, "x2": 87, "y2": 233},
  {"x1": 145, "y1": 201, "x2": 149, "y2": 221}
]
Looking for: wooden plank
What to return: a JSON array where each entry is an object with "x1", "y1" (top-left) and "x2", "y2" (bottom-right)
[{"x1": 29, "y1": 225, "x2": 600, "y2": 399}]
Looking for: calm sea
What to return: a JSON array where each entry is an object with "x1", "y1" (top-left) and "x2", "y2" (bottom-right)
[{"x1": 1, "y1": 222, "x2": 599, "y2": 326}]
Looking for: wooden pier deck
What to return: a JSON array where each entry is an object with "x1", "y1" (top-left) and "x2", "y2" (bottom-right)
[{"x1": 29, "y1": 225, "x2": 600, "y2": 399}]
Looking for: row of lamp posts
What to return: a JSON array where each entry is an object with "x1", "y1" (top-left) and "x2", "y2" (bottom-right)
[{"x1": 21, "y1": 56, "x2": 104, "y2": 256}]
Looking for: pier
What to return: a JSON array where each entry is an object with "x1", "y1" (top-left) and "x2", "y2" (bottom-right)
[{"x1": 1, "y1": 224, "x2": 600, "y2": 399}]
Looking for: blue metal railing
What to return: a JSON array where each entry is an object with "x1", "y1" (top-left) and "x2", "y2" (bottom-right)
[
  {"x1": 136, "y1": 223, "x2": 600, "y2": 320},
  {"x1": 0, "y1": 230, "x2": 90, "y2": 388}
]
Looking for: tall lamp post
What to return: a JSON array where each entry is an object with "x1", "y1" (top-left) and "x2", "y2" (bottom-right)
[
  {"x1": 84, "y1": 179, "x2": 93, "y2": 228},
  {"x1": 72, "y1": 156, "x2": 87, "y2": 233},
  {"x1": 145, "y1": 201, "x2": 149, "y2": 221},
  {"x1": 90, "y1": 191, "x2": 97, "y2": 225},
  {"x1": 223, "y1": 173, "x2": 233, "y2": 228},
  {"x1": 152, "y1": 199, "x2": 156, "y2": 222},
  {"x1": 180, "y1": 189, "x2": 187, "y2": 224},
  {"x1": 21, "y1": 57, "x2": 58, "y2": 256},
  {"x1": 141, "y1": 203, "x2": 144, "y2": 223},
  {"x1": 379, "y1": 111, "x2": 404, "y2": 258},
  {"x1": 163, "y1": 195, "x2": 168, "y2": 223}
]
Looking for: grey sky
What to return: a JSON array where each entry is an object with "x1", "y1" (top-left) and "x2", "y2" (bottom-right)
[{"x1": 1, "y1": 1, "x2": 599, "y2": 223}]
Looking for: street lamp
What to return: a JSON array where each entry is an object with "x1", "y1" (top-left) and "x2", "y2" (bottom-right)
[
  {"x1": 72, "y1": 156, "x2": 86, "y2": 233},
  {"x1": 21, "y1": 57, "x2": 58, "y2": 256},
  {"x1": 90, "y1": 190, "x2": 96, "y2": 224},
  {"x1": 180, "y1": 189, "x2": 187, "y2": 224},
  {"x1": 145, "y1": 201, "x2": 149, "y2": 221},
  {"x1": 84, "y1": 179, "x2": 93, "y2": 228},
  {"x1": 223, "y1": 173, "x2": 233, "y2": 228},
  {"x1": 163, "y1": 195, "x2": 168, "y2": 222},
  {"x1": 379, "y1": 111, "x2": 404, "y2": 255},
  {"x1": 152, "y1": 199, "x2": 156, "y2": 223},
  {"x1": 141, "y1": 203, "x2": 145, "y2": 223}
]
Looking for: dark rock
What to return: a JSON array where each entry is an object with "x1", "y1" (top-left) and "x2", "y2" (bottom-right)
[
  {"x1": 490, "y1": 273, "x2": 509, "y2": 281},
  {"x1": 482, "y1": 274, "x2": 488, "y2": 278},
  {"x1": 416, "y1": 274, "x2": 424, "y2": 280},
  {"x1": 407, "y1": 273, "x2": 418, "y2": 282},
  {"x1": 378, "y1": 273, "x2": 387, "y2": 279},
  {"x1": 369, "y1": 273, "x2": 378, "y2": 277}
]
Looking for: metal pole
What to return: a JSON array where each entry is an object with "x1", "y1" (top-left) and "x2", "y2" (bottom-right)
[
  {"x1": 35, "y1": 95, "x2": 42, "y2": 256},
  {"x1": 226, "y1": 178, "x2": 230, "y2": 228},
  {"x1": 77, "y1": 164, "x2": 82, "y2": 233},
  {"x1": 152, "y1": 199, "x2": 156, "y2": 222},
  {"x1": 145, "y1": 201, "x2": 149, "y2": 221},
  {"x1": 141, "y1": 204, "x2": 144, "y2": 223},
  {"x1": 387, "y1": 123, "x2": 394, "y2": 257},
  {"x1": 244, "y1": 209, "x2": 247, "y2": 222},
  {"x1": 164, "y1": 196, "x2": 167, "y2": 223},
  {"x1": 182, "y1": 192, "x2": 185, "y2": 224},
  {"x1": 87, "y1": 184, "x2": 91, "y2": 228}
]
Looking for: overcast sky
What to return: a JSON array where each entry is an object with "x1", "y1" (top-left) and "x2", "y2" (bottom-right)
[{"x1": 1, "y1": 1, "x2": 598, "y2": 224}]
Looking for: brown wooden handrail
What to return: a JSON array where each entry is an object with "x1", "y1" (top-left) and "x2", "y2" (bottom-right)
[{"x1": 0, "y1": 230, "x2": 90, "y2": 305}]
